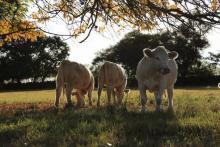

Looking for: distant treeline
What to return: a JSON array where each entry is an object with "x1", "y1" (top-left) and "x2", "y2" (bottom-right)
[
  {"x1": 0, "y1": 36, "x2": 69, "y2": 85},
  {"x1": 1, "y1": 27, "x2": 220, "y2": 90},
  {"x1": 126, "y1": 76, "x2": 220, "y2": 88},
  {"x1": 1, "y1": 76, "x2": 219, "y2": 91},
  {"x1": 127, "y1": 76, "x2": 220, "y2": 88},
  {"x1": 0, "y1": 81, "x2": 56, "y2": 91}
]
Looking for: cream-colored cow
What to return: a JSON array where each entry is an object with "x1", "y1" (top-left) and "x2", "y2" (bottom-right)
[
  {"x1": 136, "y1": 46, "x2": 178, "y2": 112},
  {"x1": 55, "y1": 60, "x2": 94, "y2": 107},
  {"x1": 97, "y1": 61, "x2": 127, "y2": 106}
]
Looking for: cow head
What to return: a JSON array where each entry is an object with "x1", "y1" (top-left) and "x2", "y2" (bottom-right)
[{"x1": 143, "y1": 46, "x2": 178, "y2": 75}]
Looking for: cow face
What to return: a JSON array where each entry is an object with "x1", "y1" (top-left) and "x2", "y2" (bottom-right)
[{"x1": 143, "y1": 46, "x2": 178, "y2": 75}]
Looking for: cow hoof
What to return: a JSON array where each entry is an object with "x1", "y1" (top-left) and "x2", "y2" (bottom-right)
[
  {"x1": 50, "y1": 106, "x2": 59, "y2": 113},
  {"x1": 54, "y1": 104, "x2": 59, "y2": 109},
  {"x1": 82, "y1": 102, "x2": 85, "y2": 107},
  {"x1": 156, "y1": 108, "x2": 162, "y2": 112},
  {"x1": 141, "y1": 108, "x2": 146, "y2": 113},
  {"x1": 54, "y1": 102, "x2": 59, "y2": 108},
  {"x1": 97, "y1": 103, "x2": 100, "y2": 107},
  {"x1": 76, "y1": 103, "x2": 82, "y2": 108},
  {"x1": 167, "y1": 107, "x2": 174, "y2": 113},
  {"x1": 53, "y1": 104, "x2": 59, "y2": 109},
  {"x1": 64, "y1": 103, "x2": 73, "y2": 109}
]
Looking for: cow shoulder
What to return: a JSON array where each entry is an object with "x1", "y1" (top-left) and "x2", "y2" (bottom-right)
[{"x1": 136, "y1": 57, "x2": 155, "y2": 79}]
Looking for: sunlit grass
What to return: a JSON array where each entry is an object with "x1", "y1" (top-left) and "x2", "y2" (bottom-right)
[
  {"x1": 0, "y1": 88, "x2": 220, "y2": 146},
  {"x1": 0, "y1": 90, "x2": 54, "y2": 104},
  {"x1": 0, "y1": 87, "x2": 219, "y2": 104}
]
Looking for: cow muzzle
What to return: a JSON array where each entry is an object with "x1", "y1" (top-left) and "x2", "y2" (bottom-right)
[{"x1": 160, "y1": 68, "x2": 170, "y2": 75}]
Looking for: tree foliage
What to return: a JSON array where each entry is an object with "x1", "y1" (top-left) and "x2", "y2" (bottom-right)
[
  {"x1": 1, "y1": 0, "x2": 220, "y2": 43},
  {"x1": 92, "y1": 24, "x2": 211, "y2": 85},
  {"x1": 0, "y1": 36, "x2": 69, "y2": 84},
  {"x1": 0, "y1": 0, "x2": 44, "y2": 46},
  {"x1": 32, "y1": 0, "x2": 220, "y2": 41},
  {"x1": 208, "y1": 52, "x2": 220, "y2": 66},
  {"x1": 207, "y1": 52, "x2": 220, "y2": 75}
]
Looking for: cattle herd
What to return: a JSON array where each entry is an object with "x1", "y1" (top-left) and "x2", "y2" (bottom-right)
[{"x1": 55, "y1": 46, "x2": 179, "y2": 111}]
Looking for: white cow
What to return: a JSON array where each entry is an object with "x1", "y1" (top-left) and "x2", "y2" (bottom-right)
[
  {"x1": 136, "y1": 46, "x2": 179, "y2": 112},
  {"x1": 55, "y1": 60, "x2": 94, "y2": 107},
  {"x1": 97, "y1": 61, "x2": 127, "y2": 106}
]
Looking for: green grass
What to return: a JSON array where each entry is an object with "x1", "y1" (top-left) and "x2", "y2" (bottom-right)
[{"x1": 0, "y1": 88, "x2": 220, "y2": 146}]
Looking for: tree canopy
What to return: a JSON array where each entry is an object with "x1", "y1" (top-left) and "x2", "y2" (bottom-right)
[
  {"x1": 32, "y1": 0, "x2": 220, "y2": 41},
  {"x1": 0, "y1": 0, "x2": 44, "y2": 46},
  {"x1": 1, "y1": 0, "x2": 220, "y2": 44},
  {"x1": 207, "y1": 52, "x2": 220, "y2": 75},
  {"x1": 92, "y1": 24, "x2": 212, "y2": 86},
  {"x1": 0, "y1": 36, "x2": 69, "y2": 84}
]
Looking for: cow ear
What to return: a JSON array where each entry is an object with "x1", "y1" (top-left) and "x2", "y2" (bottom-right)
[
  {"x1": 143, "y1": 48, "x2": 153, "y2": 57},
  {"x1": 168, "y1": 51, "x2": 179, "y2": 59}
]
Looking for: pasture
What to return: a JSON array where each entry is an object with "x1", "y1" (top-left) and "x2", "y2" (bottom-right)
[{"x1": 0, "y1": 88, "x2": 220, "y2": 146}]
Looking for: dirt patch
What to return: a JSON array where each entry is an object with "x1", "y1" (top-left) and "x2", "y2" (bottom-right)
[
  {"x1": 0, "y1": 103, "x2": 102, "y2": 114},
  {"x1": 0, "y1": 102, "x2": 159, "y2": 114},
  {"x1": 0, "y1": 103, "x2": 53, "y2": 113}
]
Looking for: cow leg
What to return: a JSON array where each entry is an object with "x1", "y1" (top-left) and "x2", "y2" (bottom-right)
[
  {"x1": 97, "y1": 85, "x2": 103, "y2": 107},
  {"x1": 79, "y1": 95, "x2": 85, "y2": 107},
  {"x1": 167, "y1": 87, "x2": 173, "y2": 109},
  {"x1": 87, "y1": 92, "x2": 92, "y2": 106},
  {"x1": 112, "y1": 89, "x2": 116, "y2": 105},
  {"x1": 76, "y1": 92, "x2": 82, "y2": 107},
  {"x1": 116, "y1": 87, "x2": 124, "y2": 105},
  {"x1": 72, "y1": 91, "x2": 81, "y2": 107},
  {"x1": 87, "y1": 88, "x2": 93, "y2": 106},
  {"x1": 55, "y1": 85, "x2": 62, "y2": 107},
  {"x1": 66, "y1": 84, "x2": 73, "y2": 106},
  {"x1": 82, "y1": 95, "x2": 85, "y2": 106},
  {"x1": 154, "y1": 89, "x2": 163, "y2": 111},
  {"x1": 139, "y1": 84, "x2": 147, "y2": 112},
  {"x1": 107, "y1": 87, "x2": 112, "y2": 105}
]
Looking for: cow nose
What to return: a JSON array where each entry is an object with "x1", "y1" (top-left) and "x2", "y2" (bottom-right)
[{"x1": 161, "y1": 68, "x2": 170, "y2": 75}]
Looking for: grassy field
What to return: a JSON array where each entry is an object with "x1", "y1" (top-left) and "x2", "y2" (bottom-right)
[{"x1": 0, "y1": 88, "x2": 220, "y2": 146}]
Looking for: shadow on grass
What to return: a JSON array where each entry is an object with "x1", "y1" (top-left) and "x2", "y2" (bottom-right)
[{"x1": 0, "y1": 105, "x2": 219, "y2": 146}]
